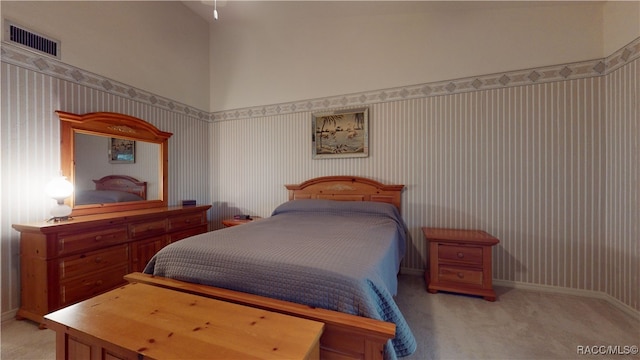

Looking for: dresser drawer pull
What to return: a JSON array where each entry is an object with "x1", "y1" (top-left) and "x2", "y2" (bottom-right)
[
  {"x1": 95, "y1": 235, "x2": 103, "y2": 242},
  {"x1": 457, "y1": 252, "x2": 464, "y2": 259},
  {"x1": 82, "y1": 279, "x2": 104, "y2": 287},
  {"x1": 457, "y1": 272, "x2": 464, "y2": 279},
  {"x1": 94, "y1": 257, "x2": 103, "y2": 263}
]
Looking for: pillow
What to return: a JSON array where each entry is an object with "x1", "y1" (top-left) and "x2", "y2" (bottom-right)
[
  {"x1": 272, "y1": 199, "x2": 401, "y2": 221},
  {"x1": 75, "y1": 190, "x2": 143, "y2": 205},
  {"x1": 272, "y1": 199, "x2": 408, "y2": 255}
]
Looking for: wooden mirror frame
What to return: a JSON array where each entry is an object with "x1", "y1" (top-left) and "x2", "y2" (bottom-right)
[{"x1": 58, "y1": 111, "x2": 173, "y2": 216}]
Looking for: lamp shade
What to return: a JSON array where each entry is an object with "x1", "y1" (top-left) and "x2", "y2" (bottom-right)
[
  {"x1": 46, "y1": 175, "x2": 74, "y2": 221},
  {"x1": 46, "y1": 175, "x2": 74, "y2": 202}
]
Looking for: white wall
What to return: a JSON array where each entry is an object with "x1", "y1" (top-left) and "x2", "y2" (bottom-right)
[
  {"x1": 603, "y1": 1, "x2": 640, "y2": 54},
  {"x1": 210, "y1": 1, "x2": 606, "y2": 111},
  {"x1": 2, "y1": 1, "x2": 210, "y2": 110}
]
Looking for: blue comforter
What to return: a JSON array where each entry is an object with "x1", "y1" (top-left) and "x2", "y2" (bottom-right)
[{"x1": 144, "y1": 199, "x2": 417, "y2": 358}]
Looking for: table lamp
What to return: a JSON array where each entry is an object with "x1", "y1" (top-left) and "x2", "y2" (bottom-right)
[{"x1": 46, "y1": 174, "x2": 74, "y2": 222}]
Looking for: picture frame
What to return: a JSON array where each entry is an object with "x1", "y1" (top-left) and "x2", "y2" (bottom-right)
[
  {"x1": 312, "y1": 107, "x2": 369, "y2": 159},
  {"x1": 109, "y1": 138, "x2": 135, "y2": 164}
]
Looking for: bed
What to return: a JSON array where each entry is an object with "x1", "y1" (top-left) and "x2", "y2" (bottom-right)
[
  {"x1": 74, "y1": 175, "x2": 147, "y2": 205},
  {"x1": 136, "y1": 176, "x2": 417, "y2": 360}
]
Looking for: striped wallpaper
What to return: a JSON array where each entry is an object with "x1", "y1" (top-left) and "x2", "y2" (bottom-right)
[
  {"x1": 604, "y1": 60, "x2": 639, "y2": 313},
  {"x1": 0, "y1": 60, "x2": 211, "y2": 316},
  {"x1": 215, "y1": 77, "x2": 609, "y2": 278},
  {"x1": 1, "y1": 40, "x2": 638, "y2": 318},
  {"x1": 213, "y1": 58, "x2": 638, "y2": 314}
]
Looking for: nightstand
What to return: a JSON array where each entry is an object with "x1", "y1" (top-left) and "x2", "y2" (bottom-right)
[
  {"x1": 422, "y1": 227, "x2": 500, "y2": 301},
  {"x1": 222, "y1": 216, "x2": 262, "y2": 227}
]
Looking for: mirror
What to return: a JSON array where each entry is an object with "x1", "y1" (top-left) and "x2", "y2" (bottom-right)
[{"x1": 58, "y1": 111, "x2": 172, "y2": 216}]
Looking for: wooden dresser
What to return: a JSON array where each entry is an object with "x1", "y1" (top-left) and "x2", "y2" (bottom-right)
[
  {"x1": 12, "y1": 205, "x2": 211, "y2": 325},
  {"x1": 422, "y1": 227, "x2": 500, "y2": 301}
]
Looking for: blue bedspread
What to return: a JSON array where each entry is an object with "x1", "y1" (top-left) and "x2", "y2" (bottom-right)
[{"x1": 144, "y1": 200, "x2": 417, "y2": 359}]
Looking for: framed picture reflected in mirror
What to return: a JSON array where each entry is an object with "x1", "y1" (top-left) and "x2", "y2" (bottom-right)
[{"x1": 109, "y1": 138, "x2": 135, "y2": 164}]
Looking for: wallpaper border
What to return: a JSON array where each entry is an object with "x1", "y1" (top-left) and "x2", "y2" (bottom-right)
[{"x1": 2, "y1": 37, "x2": 639, "y2": 123}]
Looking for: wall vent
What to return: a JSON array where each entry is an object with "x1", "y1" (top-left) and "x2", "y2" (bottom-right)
[{"x1": 4, "y1": 21, "x2": 60, "y2": 58}]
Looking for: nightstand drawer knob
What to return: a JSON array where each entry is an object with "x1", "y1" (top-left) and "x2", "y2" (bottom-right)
[
  {"x1": 95, "y1": 235, "x2": 103, "y2": 241},
  {"x1": 457, "y1": 272, "x2": 464, "y2": 278},
  {"x1": 95, "y1": 257, "x2": 102, "y2": 263},
  {"x1": 457, "y1": 252, "x2": 464, "y2": 258}
]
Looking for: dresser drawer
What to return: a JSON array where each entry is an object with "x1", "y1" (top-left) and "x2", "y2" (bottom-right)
[
  {"x1": 438, "y1": 266, "x2": 483, "y2": 286},
  {"x1": 129, "y1": 219, "x2": 167, "y2": 239},
  {"x1": 58, "y1": 227, "x2": 128, "y2": 256},
  {"x1": 438, "y1": 244, "x2": 483, "y2": 265},
  {"x1": 169, "y1": 213, "x2": 205, "y2": 231},
  {"x1": 60, "y1": 265, "x2": 129, "y2": 307},
  {"x1": 59, "y1": 244, "x2": 129, "y2": 281}
]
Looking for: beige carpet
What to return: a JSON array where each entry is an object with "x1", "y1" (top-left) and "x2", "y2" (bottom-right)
[
  {"x1": 1, "y1": 317, "x2": 55, "y2": 360},
  {"x1": 396, "y1": 275, "x2": 639, "y2": 359},
  {"x1": 2, "y1": 274, "x2": 638, "y2": 359}
]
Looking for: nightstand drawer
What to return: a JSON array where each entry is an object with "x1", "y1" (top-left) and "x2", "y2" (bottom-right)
[
  {"x1": 424, "y1": 227, "x2": 500, "y2": 301},
  {"x1": 438, "y1": 266, "x2": 483, "y2": 286},
  {"x1": 438, "y1": 244, "x2": 483, "y2": 265},
  {"x1": 59, "y1": 244, "x2": 129, "y2": 280}
]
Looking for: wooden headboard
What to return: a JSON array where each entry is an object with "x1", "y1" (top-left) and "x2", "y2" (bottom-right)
[
  {"x1": 285, "y1": 176, "x2": 404, "y2": 211},
  {"x1": 93, "y1": 175, "x2": 147, "y2": 200}
]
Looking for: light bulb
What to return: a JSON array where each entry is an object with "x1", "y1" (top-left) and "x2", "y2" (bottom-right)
[{"x1": 46, "y1": 175, "x2": 74, "y2": 201}]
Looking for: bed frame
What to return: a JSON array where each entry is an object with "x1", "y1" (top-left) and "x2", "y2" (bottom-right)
[
  {"x1": 126, "y1": 176, "x2": 405, "y2": 360},
  {"x1": 93, "y1": 175, "x2": 147, "y2": 199}
]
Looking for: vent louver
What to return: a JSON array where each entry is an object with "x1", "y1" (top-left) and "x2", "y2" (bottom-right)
[{"x1": 5, "y1": 22, "x2": 60, "y2": 58}]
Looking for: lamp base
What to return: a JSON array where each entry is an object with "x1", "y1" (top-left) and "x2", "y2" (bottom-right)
[
  {"x1": 48, "y1": 215, "x2": 72, "y2": 223},
  {"x1": 49, "y1": 204, "x2": 72, "y2": 222}
]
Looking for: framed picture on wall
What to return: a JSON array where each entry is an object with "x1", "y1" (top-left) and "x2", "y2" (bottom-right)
[
  {"x1": 312, "y1": 107, "x2": 369, "y2": 159},
  {"x1": 109, "y1": 138, "x2": 135, "y2": 164}
]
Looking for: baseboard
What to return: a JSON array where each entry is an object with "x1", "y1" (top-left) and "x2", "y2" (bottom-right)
[
  {"x1": 2, "y1": 309, "x2": 17, "y2": 322},
  {"x1": 400, "y1": 267, "x2": 639, "y2": 321},
  {"x1": 400, "y1": 267, "x2": 423, "y2": 276},
  {"x1": 493, "y1": 279, "x2": 640, "y2": 321}
]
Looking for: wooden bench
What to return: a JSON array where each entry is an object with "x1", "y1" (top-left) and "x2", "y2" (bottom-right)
[{"x1": 44, "y1": 282, "x2": 324, "y2": 360}]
